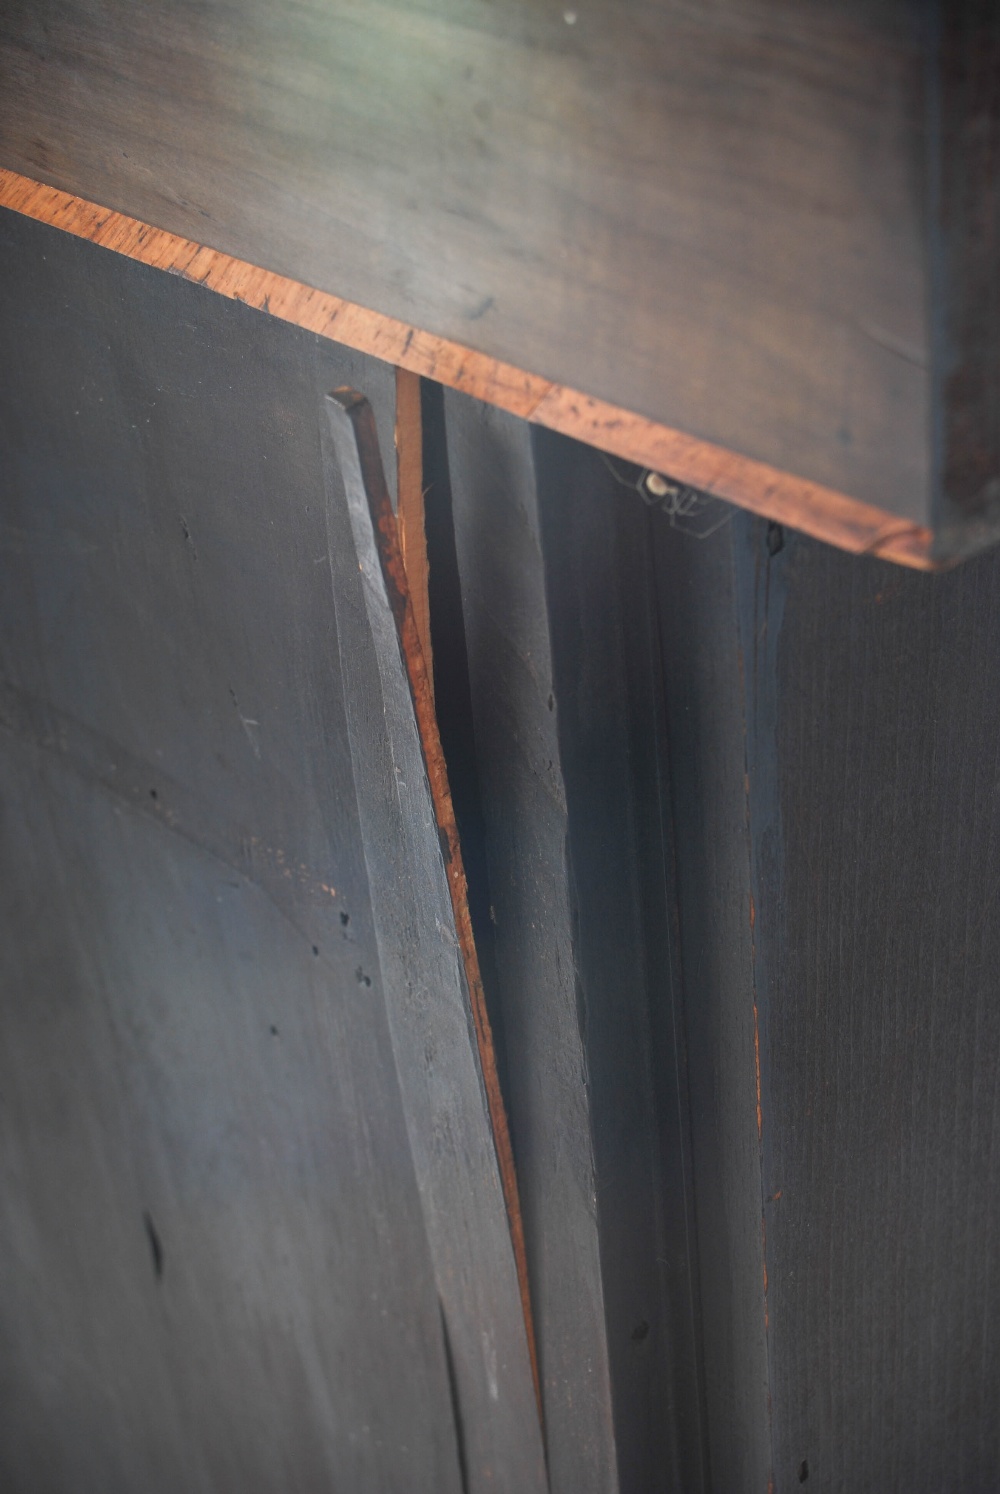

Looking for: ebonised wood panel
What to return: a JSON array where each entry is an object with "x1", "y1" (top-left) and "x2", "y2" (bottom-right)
[
  {"x1": 440, "y1": 393, "x2": 709, "y2": 1492},
  {"x1": 747, "y1": 523, "x2": 1000, "y2": 1491},
  {"x1": 654, "y1": 499, "x2": 1000, "y2": 1488},
  {"x1": 438, "y1": 388, "x2": 1000, "y2": 1488},
  {"x1": 440, "y1": 394, "x2": 619, "y2": 1493},
  {"x1": 0, "y1": 207, "x2": 544, "y2": 1492},
  {"x1": 931, "y1": 2, "x2": 1000, "y2": 551},
  {"x1": 1, "y1": 0, "x2": 936, "y2": 526}
]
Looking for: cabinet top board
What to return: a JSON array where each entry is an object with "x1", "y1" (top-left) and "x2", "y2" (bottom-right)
[{"x1": 1, "y1": 0, "x2": 995, "y2": 564}]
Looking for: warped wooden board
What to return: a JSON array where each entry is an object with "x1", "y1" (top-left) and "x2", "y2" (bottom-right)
[
  {"x1": 1, "y1": 0, "x2": 996, "y2": 560},
  {"x1": 0, "y1": 205, "x2": 544, "y2": 1492},
  {"x1": 324, "y1": 387, "x2": 541, "y2": 1421},
  {"x1": 436, "y1": 392, "x2": 708, "y2": 1492},
  {"x1": 437, "y1": 393, "x2": 618, "y2": 1493}
]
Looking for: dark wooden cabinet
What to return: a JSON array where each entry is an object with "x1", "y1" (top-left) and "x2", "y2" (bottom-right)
[{"x1": 2, "y1": 5, "x2": 1000, "y2": 1491}]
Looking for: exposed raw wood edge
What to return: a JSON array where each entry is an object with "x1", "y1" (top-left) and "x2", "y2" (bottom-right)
[
  {"x1": 529, "y1": 389, "x2": 937, "y2": 570},
  {"x1": 0, "y1": 166, "x2": 937, "y2": 570},
  {"x1": 328, "y1": 388, "x2": 543, "y2": 1429},
  {"x1": 395, "y1": 368, "x2": 433, "y2": 700}
]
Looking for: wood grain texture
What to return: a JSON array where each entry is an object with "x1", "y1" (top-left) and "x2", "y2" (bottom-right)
[
  {"x1": 460, "y1": 414, "x2": 1000, "y2": 1484},
  {"x1": 325, "y1": 387, "x2": 541, "y2": 1427},
  {"x1": 625, "y1": 489, "x2": 773, "y2": 1493},
  {"x1": 394, "y1": 367, "x2": 433, "y2": 695},
  {"x1": 0, "y1": 727, "x2": 464, "y2": 1494},
  {"x1": 531, "y1": 425, "x2": 713, "y2": 1494},
  {"x1": 648, "y1": 503, "x2": 1000, "y2": 1489},
  {"x1": 323, "y1": 382, "x2": 548, "y2": 1491},
  {"x1": 443, "y1": 396, "x2": 710, "y2": 1492},
  {"x1": 930, "y1": 0, "x2": 1000, "y2": 552},
  {"x1": 749, "y1": 526, "x2": 1000, "y2": 1491},
  {"x1": 443, "y1": 395, "x2": 620, "y2": 1493},
  {"x1": 0, "y1": 158, "x2": 940, "y2": 570},
  {"x1": 0, "y1": 204, "x2": 543, "y2": 1491},
  {"x1": 442, "y1": 396, "x2": 1000, "y2": 1488},
  {"x1": 0, "y1": 0, "x2": 934, "y2": 525}
]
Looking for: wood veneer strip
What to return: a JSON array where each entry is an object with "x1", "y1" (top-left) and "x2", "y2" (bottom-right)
[
  {"x1": 395, "y1": 368, "x2": 433, "y2": 698},
  {"x1": 0, "y1": 167, "x2": 937, "y2": 570}
]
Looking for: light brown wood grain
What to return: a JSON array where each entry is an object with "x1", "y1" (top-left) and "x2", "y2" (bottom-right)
[
  {"x1": 0, "y1": 168, "x2": 937, "y2": 569},
  {"x1": 394, "y1": 368, "x2": 433, "y2": 697}
]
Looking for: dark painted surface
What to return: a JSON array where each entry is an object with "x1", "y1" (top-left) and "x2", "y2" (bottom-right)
[
  {"x1": 533, "y1": 429, "x2": 711, "y2": 1494},
  {"x1": 652, "y1": 510, "x2": 774, "y2": 1492},
  {"x1": 441, "y1": 389, "x2": 1000, "y2": 1489},
  {"x1": 1, "y1": 0, "x2": 933, "y2": 522},
  {"x1": 443, "y1": 394, "x2": 618, "y2": 1493},
  {"x1": 655, "y1": 507, "x2": 1000, "y2": 1489},
  {"x1": 324, "y1": 388, "x2": 547, "y2": 1494},
  {"x1": 420, "y1": 378, "x2": 510, "y2": 1112},
  {"x1": 931, "y1": 1, "x2": 1000, "y2": 553},
  {"x1": 443, "y1": 396, "x2": 708, "y2": 1492},
  {"x1": 7, "y1": 174, "x2": 1000, "y2": 1491},
  {"x1": 757, "y1": 530, "x2": 1000, "y2": 1490},
  {"x1": 0, "y1": 207, "x2": 542, "y2": 1492}
]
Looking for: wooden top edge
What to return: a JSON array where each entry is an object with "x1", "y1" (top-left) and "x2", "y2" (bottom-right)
[{"x1": 0, "y1": 167, "x2": 937, "y2": 571}]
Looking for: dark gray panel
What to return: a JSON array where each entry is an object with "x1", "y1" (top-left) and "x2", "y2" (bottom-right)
[
  {"x1": 532, "y1": 431, "x2": 712, "y2": 1494},
  {"x1": 653, "y1": 507, "x2": 1000, "y2": 1489},
  {"x1": 324, "y1": 390, "x2": 547, "y2": 1494},
  {"x1": 0, "y1": 206, "x2": 539, "y2": 1491},
  {"x1": 758, "y1": 531, "x2": 1000, "y2": 1491},
  {"x1": 443, "y1": 394, "x2": 618, "y2": 1494},
  {"x1": 651, "y1": 512, "x2": 773, "y2": 1493},
  {"x1": 0, "y1": 736, "x2": 455, "y2": 1494},
  {"x1": 931, "y1": 2, "x2": 1000, "y2": 551},
  {"x1": 438, "y1": 381, "x2": 1000, "y2": 1489},
  {"x1": 442, "y1": 395, "x2": 709, "y2": 1492}
]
